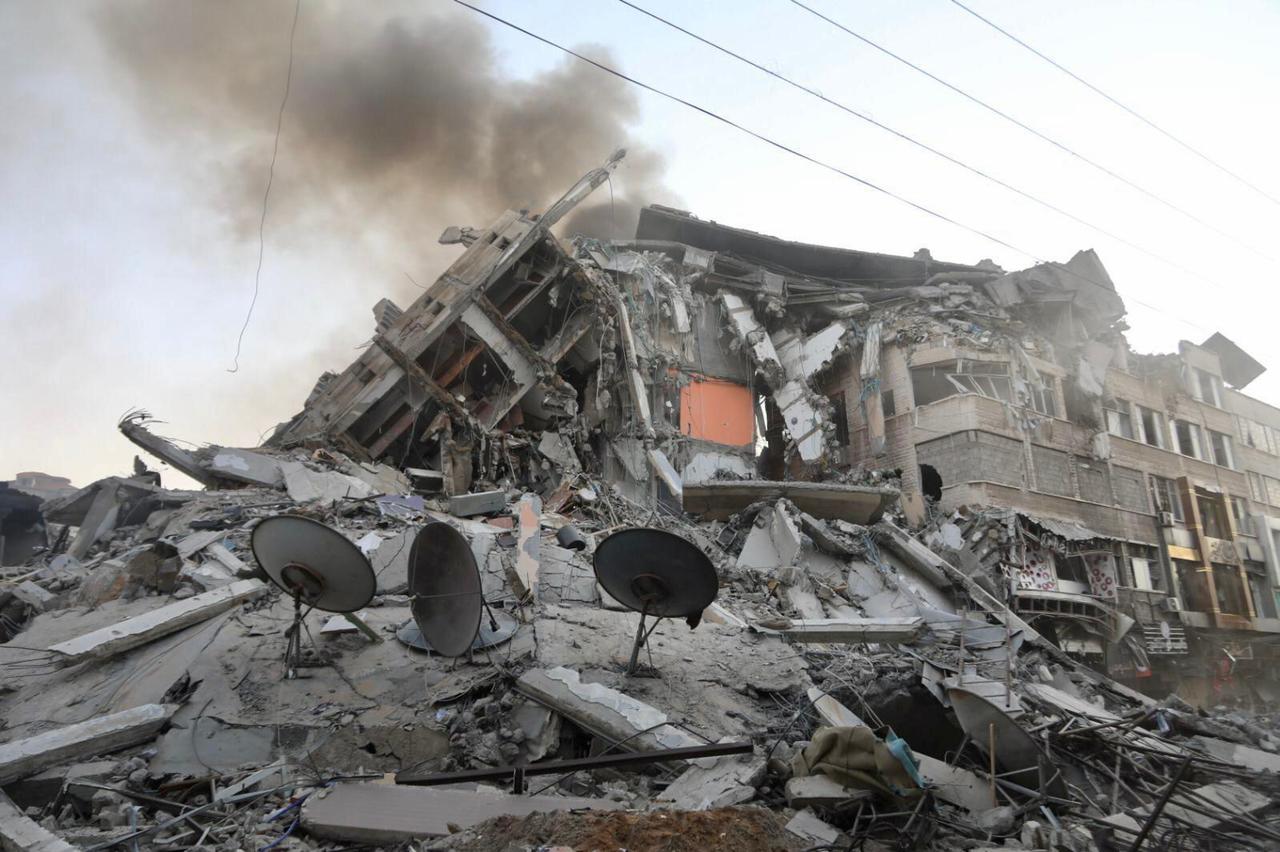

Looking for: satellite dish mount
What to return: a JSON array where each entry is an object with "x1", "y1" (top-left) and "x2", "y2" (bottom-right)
[
  {"x1": 251, "y1": 516, "x2": 377, "y2": 680},
  {"x1": 593, "y1": 528, "x2": 719, "y2": 676}
]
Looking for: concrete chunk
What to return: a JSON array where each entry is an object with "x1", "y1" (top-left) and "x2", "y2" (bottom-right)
[
  {"x1": 47, "y1": 579, "x2": 266, "y2": 665},
  {"x1": 448, "y1": 490, "x2": 507, "y2": 517},
  {"x1": 300, "y1": 782, "x2": 619, "y2": 842},
  {"x1": 516, "y1": 667, "x2": 699, "y2": 752},
  {"x1": 0, "y1": 705, "x2": 175, "y2": 786},
  {"x1": 0, "y1": 789, "x2": 76, "y2": 852}
]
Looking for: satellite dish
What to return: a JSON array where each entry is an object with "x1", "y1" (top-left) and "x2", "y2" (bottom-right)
[
  {"x1": 396, "y1": 608, "x2": 519, "y2": 653},
  {"x1": 252, "y1": 515, "x2": 377, "y2": 612},
  {"x1": 251, "y1": 515, "x2": 377, "y2": 677},
  {"x1": 593, "y1": 528, "x2": 718, "y2": 674},
  {"x1": 408, "y1": 522, "x2": 485, "y2": 658}
]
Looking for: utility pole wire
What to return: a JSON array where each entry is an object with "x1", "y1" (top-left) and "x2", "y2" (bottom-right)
[
  {"x1": 614, "y1": 0, "x2": 1218, "y2": 287},
  {"x1": 948, "y1": 0, "x2": 1280, "y2": 210},
  {"x1": 448, "y1": 0, "x2": 1210, "y2": 334},
  {"x1": 789, "y1": 0, "x2": 1280, "y2": 266},
  {"x1": 229, "y1": 0, "x2": 301, "y2": 373}
]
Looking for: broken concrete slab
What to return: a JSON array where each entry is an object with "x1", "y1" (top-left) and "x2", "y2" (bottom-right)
[
  {"x1": 47, "y1": 579, "x2": 266, "y2": 666},
  {"x1": 448, "y1": 490, "x2": 507, "y2": 517},
  {"x1": 767, "y1": 617, "x2": 924, "y2": 644},
  {"x1": 1193, "y1": 735, "x2": 1280, "y2": 773},
  {"x1": 516, "y1": 667, "x2": 700, "y2": 752},
  {"x1": 654, "y1": 745, "x2": 766, "y2": 810},
  {"x1": 785, "y1": 774, "x2": 871, "y2": 809},
  {"x1": 736, "y1": 501, "x2": 802, "y2": 572},
  {"x1": 280, "y1": 461, "x2": 373, "y2": 505},
  {"x1": 785, "y1": 808, "x2": 841, "y2": 846},
  {"x1": 807, "y1": 688, "x2": 867, "y2": 728},
  {"x1": 685, "y1": 480, "x2": 896, "y2": 523},
  {"x1": 0, "y1": 788, "x2": 76, "y2": 852},
  {"x1": 203, "y1": 448, "x2": 284, "y2": 488},
  {"x1": 300, "y1": 781, "x2": 620, "y2": 842},
  {"x1": 0, "y1": 704, "x2": 175, "y2": 785}
]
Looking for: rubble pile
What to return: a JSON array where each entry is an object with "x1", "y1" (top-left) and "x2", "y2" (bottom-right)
[{"x1": 4, "y1": 156, "x2": 1280, "y2": 851}]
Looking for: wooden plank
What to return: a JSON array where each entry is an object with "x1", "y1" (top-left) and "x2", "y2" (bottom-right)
[
  {"x1": 776, "y1": 617, "x2": 923, "y2": 644},
  {"x1": 301, "y1": 782, "x2": 619, "y2": 843},
  {"x1": 516, "y1": 667, "x2": 699, "y2": 753},
  {"x1": 0, "y1": 788, "x2": 77, "y2": 852},
  {"x1": 0, "y1": 705, "x2": 175, "y2": 786},
  {"x1": 47, "y1": 580, "x2": 266, "y2": 665}
]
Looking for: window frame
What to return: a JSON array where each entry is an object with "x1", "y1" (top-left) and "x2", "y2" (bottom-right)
[{"x1": 1150, "y1": 475, "x2": 1184, "y2": 522}]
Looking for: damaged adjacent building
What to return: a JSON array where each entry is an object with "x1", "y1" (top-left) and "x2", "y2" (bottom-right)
[{"x1": 6, "y1": 155, "x2": 1280, "y2": 850}]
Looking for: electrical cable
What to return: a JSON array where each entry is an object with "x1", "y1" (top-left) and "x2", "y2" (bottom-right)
[
  {"x1": 449, "y1": 0, "x2": 1209, "y2": 334},
  {"x1": 229, "y1": 0, "x2": 301, "y2": 373},
  {"x1": 789, "y1": 0, "x2": 1280, "y2": 265},
  {"x1": 614, "y1": 0, "x2": 1214, "y2": 286},
  {"x1": 948, "y1": 0, "x2": 1280, "y2": 210}
]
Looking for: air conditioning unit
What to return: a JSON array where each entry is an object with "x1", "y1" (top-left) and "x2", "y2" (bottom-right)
[
  {"x1": 1158, "y1": 511, "x2": 1175, "y2": 527},
  {"x1": 1160, "y1": 596, "x2": 1181, "y2": 612}
]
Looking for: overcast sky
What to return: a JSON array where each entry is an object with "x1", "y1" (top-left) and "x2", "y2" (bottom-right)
[{"x1": 3, "y1": 0, "x2": 1279, "y2": 489}]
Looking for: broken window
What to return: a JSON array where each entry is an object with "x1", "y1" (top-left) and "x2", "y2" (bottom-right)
[
  {"x1": 1231, "y1": 496, "x2": 1255, "y2": 536},
  {"x1": 1127, "y1": 544, "x2": 1162, "y2": 591},
  {"x1": 1237, "y1": 415, "x2": 1276, "y2": 454},
  {"x1": 1197, "y1": 491, "x2": 1229, "y2": 539},
  {"x1": 1104, "y1": 397, "x2": 1134, "y2": 440},
  {"x1": 1136, "y1": 406, "x2": 1166, "y2": 449},
  {"x1": 1028, "y1": 372, "x2": 1058, "y2": 417},
  {"x1": 909, "y1": 360, "x2": 1013, "y2": 407},
  {"x1": 1192, "y1": 367, "x2": 1223, "y2": 407},
  {"x1": 1208, "y1": 429, "x2": 1234, "y2": 468},
  {"x1": 1172, "y1": 419, "x2": 1203, "y2": 459},
  {"x1": 1150, "y1": 475, "x2": 1183, "y2": 522}
]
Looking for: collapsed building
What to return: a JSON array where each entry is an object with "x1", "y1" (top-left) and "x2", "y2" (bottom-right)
[{"x1": 4, "y1": 154, "x2": 1280, "y2": 850}]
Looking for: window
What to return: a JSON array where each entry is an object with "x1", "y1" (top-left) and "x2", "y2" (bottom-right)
[
  {"x1": 1248, "y1": 471, "x2": 1265, "y2": 504},
  {"x1": 1197, "y1": 492, "x2": 1229, "y2": 539},
  {"x1": 1150, "y1": 475, "x2": 1183, "y2": 522},
  {"x1": 1238, "y1": 416, "x2": 1277, "y2": 455},
  {"x1": 1104, "y1": 398, "x2": 1134, "y2": 439},
  {"x1": 1192, "y1": 368, "x2": 1223, "y2": 407},
  {"x1": 1209, "y1": 430, "x2": 1234, "y2": 468},
  {"x1": 882, "y1": 389, "x2": 896, "y2": 418},
  {"x1": 1173, "y1": 419, "x2": 1203, "y2": 459},
  {"x1": 1137, "y1": 406, "x2": 1166, "y2": 449},
  {"x1": 1231, "y1": 496, "x2": 1255, "y2": 536},
  {"x1": 910, "y1": 361, "x2": 1011, "y2": 406},
  {"x1": 1028, "y1": 372, "x2": 1058, "y2": 417},
  {"x1": 1128, "y1": 544, "x2": 1162, "y2": 591},
  {"x1": 951, "y1": 361, "x2": 1012, "y2": 402}
]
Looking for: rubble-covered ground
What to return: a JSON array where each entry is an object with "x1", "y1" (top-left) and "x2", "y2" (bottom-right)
[{"x1": 4, "y1": 157, "x2": 1280, "y2": 851}]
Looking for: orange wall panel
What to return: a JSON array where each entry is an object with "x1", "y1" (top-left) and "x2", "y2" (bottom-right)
[{"x1": 680, "y1": 379, "x2": 754, "y2": 447}]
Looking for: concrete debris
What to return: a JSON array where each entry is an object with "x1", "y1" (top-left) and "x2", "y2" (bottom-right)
[
  {"x1": 0, "y1": 704, "x2": 175, "y2": 786},
  {"x1": 6, "y1": 159, "x2": 1280, "y2": 851},
  {"x1": 299, "y1": 781, "x2": 620, "y2": 842}
]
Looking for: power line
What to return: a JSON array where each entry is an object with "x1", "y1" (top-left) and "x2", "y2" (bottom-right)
[
  {"x1": 948, "y1": 0, "x2": 1280, "y2": 210},
  {"x1": 789, "y1": 0, "x2": 1279, "y2": 265},
  {"x1": 613, "y1": 0, "x2": 1216, "y2": 287},
  {"x1": 448, "y1": 0, "x2": 1208, "y2": 333},
  {"x1": 229, "y1": 0, "x2": 301, "y2": 373}
]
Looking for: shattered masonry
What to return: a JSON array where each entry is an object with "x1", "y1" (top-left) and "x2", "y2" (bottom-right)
[{"x1": 5, "y1": 153, "x2": 1280, "y2": 850}]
